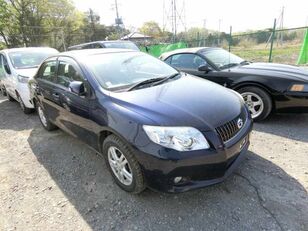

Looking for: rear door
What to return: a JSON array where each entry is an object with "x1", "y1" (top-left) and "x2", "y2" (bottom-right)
[{"x1": 53, "y1": 57, "x2": 98, "y2": 148}]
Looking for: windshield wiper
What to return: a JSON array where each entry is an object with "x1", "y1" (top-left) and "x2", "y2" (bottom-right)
[
  {"x1": 152, "y1": 73, "x2": 180, "y2": 86},
  {"x1": 127, "y1": 77, "x2": 165, "y2": 91},
  {"x1": 240, "y1": 60, "x2": 251, "y2": 65},
  {"x1": 220, "y1": 63, "x2": 239, "y2": 70}
]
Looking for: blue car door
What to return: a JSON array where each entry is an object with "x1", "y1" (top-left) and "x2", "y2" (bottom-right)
[{"x1": 53, "y1": 57, "x2": 99, "y2": 149}]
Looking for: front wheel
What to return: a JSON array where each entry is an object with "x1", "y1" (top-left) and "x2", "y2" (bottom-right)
[
  {"x1": 18, "y1": 95, "x2": 33, "y2": 114},
  {"x1": 37, "y1": 104, "x2": 58, "y2": 131},
  {"x1": 7, "y1": 92, "x2": 14, "y2": 102},
  {"x1": 103, "y1": 135, "x2": 145, "y2": 194},
  {"x1": 238, "y1": 86, "x2": 272, "y2": 121},
  {"x1": 0, "y1": 86, "x2": 7, "y2": 96}
]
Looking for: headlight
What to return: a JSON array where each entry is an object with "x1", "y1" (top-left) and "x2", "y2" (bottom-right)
[
  {"x1": 17, "y1": 75, "x2": 29, "y2": 83},
  {"x1": 143, "y1": 125, "x2": 210, "y2": 151}
]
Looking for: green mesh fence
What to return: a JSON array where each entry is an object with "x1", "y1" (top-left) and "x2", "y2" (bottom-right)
[
  {"x1": 140, "y1": 42, "x2": 187, "y2": 57},
  {"x1": 297, "y1": 29, "x2": 308, "y2": 65}
]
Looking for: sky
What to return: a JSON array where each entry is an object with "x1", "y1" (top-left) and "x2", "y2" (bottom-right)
[{"x1": 74, "y1": 0, "x2": 308, "y2": 33}]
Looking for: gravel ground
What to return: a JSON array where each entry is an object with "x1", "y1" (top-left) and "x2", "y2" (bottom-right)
[{"x1": 0, "y1": 94, "x2": 307, "y2": 231}]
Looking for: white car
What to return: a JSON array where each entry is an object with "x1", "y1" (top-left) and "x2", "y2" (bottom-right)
[{"x1": 0, "y1": 47, "x2": 58, "y2": 113}]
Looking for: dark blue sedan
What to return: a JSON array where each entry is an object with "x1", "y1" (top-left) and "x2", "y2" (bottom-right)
[{"x1": 29, "y1": 49, "x2": 253, "y2": 193}]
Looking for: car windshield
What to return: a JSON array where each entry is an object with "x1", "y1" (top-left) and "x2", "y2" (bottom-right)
[
  {"x1": 83, "y1": 52, "x2": 179, "y2": 91},
  {"x1": 103, "y1": 42, "x2": 140, "y2": 51},
  {"x1": 201, "y1": 49, "x2": 244, "y2": 70},
  {"x1": 8, "y1": 49, "x2": 58, "y2": 69}
]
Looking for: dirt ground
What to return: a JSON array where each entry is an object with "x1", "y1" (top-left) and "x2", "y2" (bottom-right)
[{"x1": 0, "y1": 94, "x2": 307, "y2": 231}]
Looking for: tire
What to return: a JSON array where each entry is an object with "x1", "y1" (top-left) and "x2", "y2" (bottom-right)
[
  {"x1": 238, "y1": 86, "x2": 272, "y2": 121},
  {"x1": 103, "y1": 134, "x2": 145, "y2": 194},
  {"x1": 37, "y1": 104, "x2": 58, "y2": 131},
  {"x1": 7, "y1": 92, "x2": 15, "y2": 101},
  {"x1": 1, "y1": 86, "x2": 7, "y2": 96},
  {"x1": 18, "y1": 95, "x2": 33, "y2": 114}
]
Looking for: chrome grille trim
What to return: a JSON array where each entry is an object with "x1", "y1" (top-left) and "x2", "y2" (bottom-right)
[{"x1": 215, "y1": 116, "x2": 245, "y2": 143}]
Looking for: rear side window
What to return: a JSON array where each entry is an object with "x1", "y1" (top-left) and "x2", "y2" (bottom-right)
[
  {"x1": 57, "y1": 61, "x2": 84, "y2": 87},
  {"x1": 37, "y1": 61, "x2": 57, "y2": 82},
  {"x1": 82, "y1": 44, "x2": 94, "y2": 49},
  {"x1": 92, "y1": 43, "x2": 102, "y2": 48},
  {"x1": 1, "y1": 55, "x2": 11, "y2": 75}
]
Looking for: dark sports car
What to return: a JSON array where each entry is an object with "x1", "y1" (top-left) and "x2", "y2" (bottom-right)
[{"x1": 160, "y1": 47, "x2": 308, "y2": 121}]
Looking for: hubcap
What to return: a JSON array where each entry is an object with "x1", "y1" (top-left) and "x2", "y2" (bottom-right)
[
  {"x1": 107, "y1": 146, "x2": 133, "y2": 186},
  {"x1": 241, "y1": 92, "x2": 264, "y2": 119},
  {"x1": 38, "y1": 106, "x2": 48, "y2": 127}
]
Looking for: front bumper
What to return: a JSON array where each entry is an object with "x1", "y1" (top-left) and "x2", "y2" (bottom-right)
[
  {"x1": 134, "y1": 119, "x2": 253, "y2": 193},
  {"x1": 16, "y1": 83, "x2": 34, "y2": 108}
]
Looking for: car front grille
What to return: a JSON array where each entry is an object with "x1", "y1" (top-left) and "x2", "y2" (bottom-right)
[{"x1": 215, "y1": 115, "x2": 245, "y2": 143}]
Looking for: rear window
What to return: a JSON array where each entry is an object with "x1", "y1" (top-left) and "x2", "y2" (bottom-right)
[{"x1": 103, "y1": 42, "x2": 139, "y2": 51}]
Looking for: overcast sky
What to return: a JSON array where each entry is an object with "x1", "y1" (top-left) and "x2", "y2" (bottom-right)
[{"x1": 74, "y1": 0, "x2": 308, "y2": 32}]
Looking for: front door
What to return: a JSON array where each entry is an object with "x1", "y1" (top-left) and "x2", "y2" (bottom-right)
[
  {"x1": 167, "y1": 53, "x2": 231, "y2": 86},
  {"x1": 53, "y1": 57, "x2": 98, "y2": 149}
]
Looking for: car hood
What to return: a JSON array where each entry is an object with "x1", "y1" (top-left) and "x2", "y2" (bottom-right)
[
  {"x1": 109, "y1": 75, "x2": 244, "y2": 131},
  {"x1": 230, "y1": 63, "x2": 308, "y2": 82},
  {"x1": 15, "y1": 68, "x2": 38, "y2": 78}
]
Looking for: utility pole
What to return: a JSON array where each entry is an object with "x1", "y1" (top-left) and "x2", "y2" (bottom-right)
[
  {"x1": 163, "y1": 0, "x2": 186, "y2": 42},
  {"x1": 203, "y1": 19, "x2": 207, "y2": 30},
  {"x1": 218, "y1": 19, "x2": 222, "y2": 46},
  {"x1": 113, "y1": 0, "x2": 124, "y2": 38},
  {"x1": 171, "y1": 0, "x2": 177, "y2": 42}
]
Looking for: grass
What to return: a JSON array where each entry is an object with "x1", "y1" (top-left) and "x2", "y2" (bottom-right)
[{"x1": 231, "y1": 42, "x2": 303, "y2": 65}]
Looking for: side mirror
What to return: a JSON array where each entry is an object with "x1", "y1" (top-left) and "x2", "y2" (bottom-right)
[
  {"x1": 198, "y1": 64, "x2": 212, "y2": 73},
  {"x1": 4, "y1": 64, "x2": 11, "y2": 75},
  {"x1": 69, "y1": 81, "x2": 86, "y2": 96}
]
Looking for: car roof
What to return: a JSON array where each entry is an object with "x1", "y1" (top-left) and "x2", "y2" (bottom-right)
[
  {"x1": 160, "y1": 47, "x2": 219, "y2": 59},
  {"x1": 0, "y1": 47, "x2": 58, "y2": 54},
  {"x1": 52, "y1": 48, "x2": 137, "y2": 60},
  {"x1": 68, "y1": 40, "x2": 135, "y2": 49}
]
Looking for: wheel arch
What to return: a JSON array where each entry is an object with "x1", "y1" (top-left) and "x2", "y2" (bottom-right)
[{"x1": 98, "y1": 128, "x2": 130, "y2": 153}]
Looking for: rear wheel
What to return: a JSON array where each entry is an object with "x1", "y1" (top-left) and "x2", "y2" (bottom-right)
[
  {"x1": 37, "y1": 104, "x2": 57, "y2": 131},
  {"x1": 103, "y1": 135, "x2": 145, "y2": 194},
  {"x1": 238, "y1": 86, "x2": 272, "y2": 121}
]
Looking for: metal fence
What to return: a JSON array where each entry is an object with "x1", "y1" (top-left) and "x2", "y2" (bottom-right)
[{"x1": 176, "y1": 25, "x2": 308, "y2": 65}]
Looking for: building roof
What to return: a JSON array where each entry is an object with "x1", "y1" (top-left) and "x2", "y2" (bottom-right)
[{"x1": 121, "y1": 32, "x2": 152, "y2": 40}]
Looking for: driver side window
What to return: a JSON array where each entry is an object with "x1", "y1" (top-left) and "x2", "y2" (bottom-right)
[
  {"x1": 170, "y1": 54, "x2": 206, "y2": 69},
  {"x1": 57, "y1": 61, "x2": 85, "y2": 87},
  {"x1": 1, "y1": 54, "x2": 11, "y2": 75}
]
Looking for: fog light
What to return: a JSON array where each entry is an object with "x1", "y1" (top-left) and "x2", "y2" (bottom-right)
[{"x1": 174, "y1": 177, "x2": 183, "y2": 184}]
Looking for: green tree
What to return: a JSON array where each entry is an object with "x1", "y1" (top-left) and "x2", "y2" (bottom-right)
[{"x1": 139, "y1": 21, "x2": 162, "y2": 38}]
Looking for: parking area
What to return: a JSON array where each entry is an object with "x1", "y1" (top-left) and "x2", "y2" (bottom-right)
[{"x1": 0, "y1": 94, "x2": 307, "y2": 231}]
